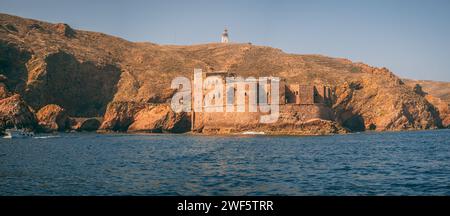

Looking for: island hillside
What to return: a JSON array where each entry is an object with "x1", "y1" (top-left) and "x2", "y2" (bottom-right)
[{"x1": 1, "y1": 13, "x2": 449, "y2": 135}]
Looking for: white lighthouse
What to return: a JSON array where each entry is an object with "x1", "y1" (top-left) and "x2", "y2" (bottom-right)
[{"x1": 221, "y1": 28, "x2": 229, "y2": 43}]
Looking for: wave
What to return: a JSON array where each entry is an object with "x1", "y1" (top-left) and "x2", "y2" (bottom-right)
[{"x1": 33, "y1": 135, "x2": 60, "y2": 139}]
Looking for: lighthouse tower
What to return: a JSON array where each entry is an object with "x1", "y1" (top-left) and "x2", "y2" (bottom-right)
[{"x1": 221, "y1": 28, "x2": 229, "y2": 43}]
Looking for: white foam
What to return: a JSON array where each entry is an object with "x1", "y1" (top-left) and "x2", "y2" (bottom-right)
[
  {"x1": 33, "y1": 135, "x2": 60, "y2": 139},
  {"x1": 241, "y1": 131, "x2": 265, "y2": 135}
]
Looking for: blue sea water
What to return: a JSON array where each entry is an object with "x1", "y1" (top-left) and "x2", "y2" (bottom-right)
[{"x1": 1, "y1": 130, "x2": 450, "y2": 195}]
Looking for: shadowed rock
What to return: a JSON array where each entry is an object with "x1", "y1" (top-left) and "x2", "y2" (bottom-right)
[
  {"x1": 69, "y1": 117, "x2": 101, "y2": 131},
  {"x1": 24, "y1": 51, "x2": 121, "y2": 117}
]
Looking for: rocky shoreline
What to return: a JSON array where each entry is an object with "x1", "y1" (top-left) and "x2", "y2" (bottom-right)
[
  {"x1": 0, "y1": 90, "x2": 446, "y2": 136},
  {"x1": 0, "y1": 94, "x2": 447, "y2": 136},
  {"x1": 1, "y1": 13, "x2": 449, "y2": 136}
]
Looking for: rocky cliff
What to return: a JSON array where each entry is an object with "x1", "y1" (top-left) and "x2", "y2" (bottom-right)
[
  {"x1": 404, "y1": 79, "x2": 450, "y2": 128},
  {"x1": 0, "y1": 13, "x2": 447, "y2": 135}
]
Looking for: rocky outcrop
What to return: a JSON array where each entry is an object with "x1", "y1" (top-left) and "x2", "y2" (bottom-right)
[
  {"x1": 100, "y1": 102, "x2": 190, "y2": 133},
  {"x1": 0, "y1": 76, "x2": 37, "y2": 132},
  {"x1": 333, "y1": 75, "x2": 441, "y2": 132},
  {"x1": 128, "y1": 104, "x2": 190, "y2": 133},
  {"x1": 0, "y1": 94, "x2": 37, "y2": 132},
  {"x1": 197, "y1": 104, "x2": 340, "y2": 135},
  {"x1": 271, "y1": 119, "x2": 347, "y2": 135},
  {"x1": 424, "y1": 95, "x2": 450, "y2": 128},
  {"x1": 404, "y1": 80, "x2": 450, "y2": 128},
  {"x1": 201, "y1": 118, "x2": 346, "y2": 135},
  {"x1": 54, "y1": 23, "x2": 76, "y2": 38},
  {"x1": 99, "y1": 102, "x2": 147, "y2": 131},
  {"x1": 0, "y1": 40, "x2": 31, "y2": 95},
  {"x1": 69, "y1": 117, "x2": 101, "y2": 131},
  {"x1": 36, "y1": 104, "x2": 69, "y2": 132},
  {"x1": 24, "y1": 51, "x2": 121, "y2": 117}
]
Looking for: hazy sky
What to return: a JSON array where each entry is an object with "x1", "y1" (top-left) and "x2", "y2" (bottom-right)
[{"x1": 1, "y1": 0, "x2": 449, "y2": 81}]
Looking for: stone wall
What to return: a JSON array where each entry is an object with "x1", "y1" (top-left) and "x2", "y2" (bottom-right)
[{"x1": 287, "y1": 84, "x2": 315, "y2": 105}]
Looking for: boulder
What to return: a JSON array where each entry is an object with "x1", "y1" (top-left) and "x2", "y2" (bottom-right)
[
  {"x1": 36, "y1": 104, "x2": 69, "y2": 132},
  {"x1": 54, "y1": 23, "x2": 76, "y2": 38},
  {"x1": 0, "y1": 94, "x2": 38, "y2": 131},
  {"x1": 69, "y1": 117, "x2": 101, "y2": 131},
  {"x1": 128, "y1": 104, "x2": 190, "y2": 133}
]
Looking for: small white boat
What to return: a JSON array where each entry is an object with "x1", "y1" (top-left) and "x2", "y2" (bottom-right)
[{"x1": 3, "y1": 128, "x2": 35, "y2": 139}]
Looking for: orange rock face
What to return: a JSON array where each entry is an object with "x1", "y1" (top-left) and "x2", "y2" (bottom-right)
[
  {"x1": 423, "y1": 94, "x2": 450, "y2": 128},
  {"x1": 0, "y1": 94, "x2": 37, "y2": 131},
  {"x1": 333, "y1": 77, "x2": 441, "y2": 132},
  {"x1": 128, "y1": 104, "x2": 190, "y2": 133},
  {"x1": 404, "y1": 80, "x2": 450, "y2": 128},
  {"x1": 99, "y1": 102, "x2": 147, "y2": 131},
  {"x1": 36, "y1": 104, "x2": 69, "y2": 132},
  {"x1": 100, "y1": 102, "x2": 190, "y2": 133}
]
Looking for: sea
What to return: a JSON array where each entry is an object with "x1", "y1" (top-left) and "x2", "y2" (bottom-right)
[{"x1": 1, "y1": 130, "x2": 450, "y2": 195}]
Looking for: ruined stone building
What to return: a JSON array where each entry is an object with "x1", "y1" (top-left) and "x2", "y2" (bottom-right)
[
  {"x1": 191, "y1": 70, "x2": 335, "y2": 133},
  {"x1": 286, "y1": 84, "x2": 333, "y2": 106}
]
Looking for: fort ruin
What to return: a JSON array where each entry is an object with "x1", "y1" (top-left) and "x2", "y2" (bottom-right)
[{"x1": 171, "y1": 69, "x2": 335, "y2": 133}]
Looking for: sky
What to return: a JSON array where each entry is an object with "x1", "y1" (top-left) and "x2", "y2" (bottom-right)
[{"x1": 1, "y1": 0, "x2": 450, "y2": 81}]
